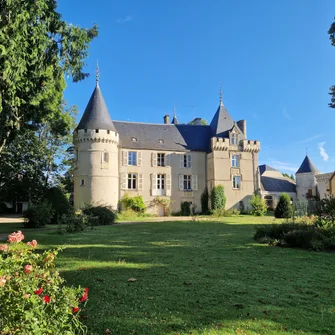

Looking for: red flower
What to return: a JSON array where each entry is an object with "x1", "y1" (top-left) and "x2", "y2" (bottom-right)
[
  {"x1": 84, "y1": 287, "x2": 89, "y2": 293},
  {"x1": 79, "y1": 292, "x2": 88, "y2": 303},
  {"x1": 72, "y1": 307, "x2": 80, "y2": 313},
  {"x1": 43, "y1": 295, "x2": 50, "y2": 303},
  {"x1": 34, "y1": 288, "x2": 43, "y2": 295}
]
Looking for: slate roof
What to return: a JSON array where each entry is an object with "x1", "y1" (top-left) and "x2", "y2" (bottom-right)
[
  {"x1": 76, "y1": 85, "x2": 115, "y2": 131},
  {"x1": 261, "y1": 176, "x2": 296, "y2": 193},
  {"x1": 259, "y1": 164, "x2": 278, "y2": 175},
  {"x1": 113, "y1": 121, "x2": 212, "y2": 152},
  {"x1": 296, "y1": 155, "x2": 320, "y2": 174},
  {"x1": 172, "y1": 114, "x2": 179, "y2": 125}
]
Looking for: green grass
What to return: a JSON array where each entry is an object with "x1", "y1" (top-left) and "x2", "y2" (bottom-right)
[{"x1": 2, "y1": 216, "x2": 335, "y2": 335}]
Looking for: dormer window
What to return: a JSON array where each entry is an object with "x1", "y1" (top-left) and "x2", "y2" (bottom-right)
[
  {"x1": 158, "y1": 139, "x2": 164, "y2": 144},
  {"x1": 107, "y1": 130, "x2": 110, "y2": 134},
  {"x1": 95, "y1": 129, "x2": 99, "y2": 133},
  {"x1": 131, "y1": 137, "x2": 137, "y2": 142},
  {"x1": 231, "y1": 133, "x2": 239, "y2": 145}
]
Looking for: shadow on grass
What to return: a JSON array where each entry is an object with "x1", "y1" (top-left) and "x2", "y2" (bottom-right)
[{"x1": 23, "y1": 221, "x2": 335, "y2": 335}]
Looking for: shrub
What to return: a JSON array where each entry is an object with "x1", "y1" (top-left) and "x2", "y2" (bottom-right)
[
  {"x1": 45, "y1": 187, "x2": 73, "y2": 224},
  {"x1": 317, "y1": 196, "x2": 335, "y2": 227},
  {"x1": 181, "y1": 201, "x2": 191, "y2": 216},
  {"x1": 249, "y1": 195, "x2": 267, "y2": 216},
  {"x1": 121, "y1": 194, "x2": 146, "y2": 213},
  {"x1": 201, "y1": 188, "x2": 209, "y2": 214},
  {"x1": 82, "y1": 205, "x2": 117, "y2": 225},
  {"x1": 211, "y1": 185, "x2": 226, "y2": 210},
  {"x1": 0, "y1": 231, "x2": 89, "y2": 334},
  {"x1": 23, "y1": 202, "x2": 54, "y2": 228},
  {"x1": 275, "y1": 193, "x2": 293, "y2": 218},
  {"x1": 58, "y1": 212, "x2": 98, "y2": 234}
]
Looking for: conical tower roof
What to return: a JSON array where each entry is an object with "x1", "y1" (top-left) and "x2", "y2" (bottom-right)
[
  {"x1": 76, "y1": 84, "x2": 115, "y2": 131},
  {"x1": 210, "y1": 102, "x2": 234, "y2": 137},
  {"x1": 296, "y1": 155, "x2": 319, "y2": 174}
]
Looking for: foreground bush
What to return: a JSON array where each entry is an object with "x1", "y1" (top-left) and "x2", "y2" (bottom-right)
[
  {"x1": 45, "y1": 187, "x2": 74, "y2": 224},
  {"x1": 121, "y1": 194, "x2": 146, "y2": 212},
  {"x1": 275, "y1": 193, "x2": 293, "y2": 218},
  {"x1": 82, "y1": 205, "x2": 117, "y2": 225},
  {"x1": 254, "y1": 223, "x2": 335, "y2": 251},
  {"x1": 0, "y1": 231, "x2": 88, "y2": 334},
  {"x1": 23, "y1": 202, "x2": 54, "y2": 228},
  {"x1": 249, "y1": 195, "x2": 267, "y2": 216},
  {"x1": 58, "y1": 212, "x2": 99, "y2": 234}
]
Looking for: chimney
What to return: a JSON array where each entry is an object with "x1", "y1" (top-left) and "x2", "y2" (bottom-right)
[
  {"x1": 237, "y1": 120, "x2": 247, "y2": 138},
  {"x1": 164, "y1": 114, "x2": 170, "y2": 124}
]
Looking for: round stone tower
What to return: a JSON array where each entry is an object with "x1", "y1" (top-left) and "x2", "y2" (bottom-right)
[
  {"x1": 73, "y1": 82, "x2": 119, "y2": 210},
  {"x1": 295, "y1": 155, "x2": 320, "y2": 201}
]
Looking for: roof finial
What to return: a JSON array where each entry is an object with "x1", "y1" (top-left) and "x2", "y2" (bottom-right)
[
  {"x1": 219, "y1": 82, "x2": 223, "y2": 105},
  {"x1": 96, "y1": 60, "x2": 101, "y2": 86},
  {"x1": 174, "y1": 100, "x2": 177, "y2": 117}
]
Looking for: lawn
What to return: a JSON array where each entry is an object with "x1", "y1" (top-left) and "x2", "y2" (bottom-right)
[{"x1": 1, "y1": 216, "x2": 335, "y2": 335}]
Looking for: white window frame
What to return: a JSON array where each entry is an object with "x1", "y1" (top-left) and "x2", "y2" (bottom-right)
[
  {"x1": 157, "y1": 174, "x2": 165, "y2": 190},
  {"x1": 157, "y1": 153, "x2": 165, "y2": 167},
  {"x1": 127, "y1": 173, "x2": 137, "y2": 190},
  {"x1": 231, "y1": 155, "x2": 239, "y2": 167},
  {"x1": 183, "y1": 175, "x2": 192, "y2": 191},
  {"x1": 128, "y1": 151, "x2": 137, "y2": 166},
  {"x1": 231, "y1": 133, "x2": 239, "y2": 146},
  {"x1": 180, "y1": 154, "x2": 192, "y2": 168},
  {"x1": 232, "y1": 175, "x2": 241, "y2": 189},
  {"x1": 103, "y1": 151, "x2": 109, "y2": 163}
]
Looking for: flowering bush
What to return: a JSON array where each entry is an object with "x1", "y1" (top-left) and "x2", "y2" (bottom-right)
[{"x1": 0, "y1": 231, "x2": 89, "y2": 334}]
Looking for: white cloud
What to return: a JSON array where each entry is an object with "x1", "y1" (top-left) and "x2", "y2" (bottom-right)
[
  {"x1": 265, "y1": 160, "x2": 298, "y2": 172},
  {"x1": 283, "y1": 108, "x2": 292, "y2": 121},
  {"x1": 298, "y1": 133, "x2": 323, "y2": 144},
  {"x1": 318, "y1": 142, "x2": 329, "y2": 161},
  {"x1": 116, "y1": 15, "x2": 133, "y2": 23}
]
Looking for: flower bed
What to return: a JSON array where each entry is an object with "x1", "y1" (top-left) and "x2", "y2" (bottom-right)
[{"x1": 0, "y1": 231, "x2": 89, "y2": 334}]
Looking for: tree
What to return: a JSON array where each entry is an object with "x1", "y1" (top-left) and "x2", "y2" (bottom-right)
[
  {"x1": 211, "y1": 185, "x2": 226, "y2": 210},
  {"x1": 282, "y1": 173, "x2": 295, "y2": 181},
  {"x1": 200, "y1": 188, "x2": 209, "y2": 214},
  {"x1": 188, "y1": 118, "x2": 208, "y2": 125},
  {"x1": 328, "y1": 19, "x2": 335, "y2": 108},
  {"x1": 249, "y1": 195, "x2": 267, "y2": 216},
  {"x1": 0, "y1": 1, "x2": 98, "y2": 152},
  {"x1": 274, "y1": 193, "x2": 293, "y2": 219}
]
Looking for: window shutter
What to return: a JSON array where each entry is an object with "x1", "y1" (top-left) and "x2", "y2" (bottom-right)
[
  {"x1": 180, "y1": 155, "x2": 184, "y2": 168},
  {"x1": 166, "y1": 153, "x2": 170, "y2": 167},
  {"x1": 192, "y1": 175, "x2": 198, "y2": 191},
  {"x1": 122, "y1": 151, "x2": 128, "y2": 166},
  {"x1": 187, "y1": 154, "x2": 192, "y2": 168},
  {"x1": 166, "y1": 174, "x2": 171, "y2": 196},
  {"x1": 151, "y1": 173, "x2": 157, "y2": 190},
  {"x1": 138, "y1": 173, "x2": 143, "y2": 190},
  {"x1": 152, "y1": 153, "x2": 157, "y2": 167},
  {"x1": 121, "y1": 173, "x2": 127, "y2": 190},
  {"x1": 179, "y1": 175, "x2": 184, "y2": 191},
  {"x1": 137, "y1": 151, "x2": 142, "y2": 166}
]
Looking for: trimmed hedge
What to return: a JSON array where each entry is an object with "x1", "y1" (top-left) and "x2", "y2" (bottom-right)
[
  {"x1": 82, "y1": 205, "x2": 117, "y2": 225},
  {"x1": 211, "y1": 185, "x2": 226, "y2": 210}
]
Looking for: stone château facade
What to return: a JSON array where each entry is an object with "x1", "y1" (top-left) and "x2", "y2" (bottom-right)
[{"x1": 73, "y1": 82, "x2": 260, "y2": 214}]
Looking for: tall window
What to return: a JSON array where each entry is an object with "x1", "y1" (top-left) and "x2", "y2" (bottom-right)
[
  {"x1": 231, "y1": 133, "x2": 239, "y2": 145},
  {"x1": 183, "y1": 175, "x2": 192, "y2": 191},
  {"x1": 157, "y1": 174, "x2": 165, "y2": 189},
  {"x1": 157, "y1": 153, "x2": 165, "y2": 167},
  {"x1": 128, "y1": 152, "x2": 137, "y2": 166},
  {"x1": 103, "y1": 152, "x2": 109, "y2": 163},
  {"x1": 182, "y1": 154, "x2": 192, "y2": 168},
  {"x1": 231, "y1": 155, "x2": 239, "y2": 167},
  {"x1": 127, "y1": 173, "x2": 137, "y2": 190},
  {"x1": 232, "y1": 176, "x2": 241, "y2": 189}
]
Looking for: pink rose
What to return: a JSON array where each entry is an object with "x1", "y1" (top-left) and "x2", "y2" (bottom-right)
[
  {"x1": 27, "y1": 240, "x2": 37, "y2": 248},
  {"x1": 23, "y1": 265, "x2": 32, "y2": 274},
  {"x1": 0, "y1": 244, "x2": 8, "y2": 251},
  {"x1": 23, "y1": 294, "x2": 31, "y2": 299},
  {"x1": 0, "y1": 277, "x2": 6, "y2": 287},
  {"x1": 8, "y1": 230, "x2": 24, "y2": 243}
]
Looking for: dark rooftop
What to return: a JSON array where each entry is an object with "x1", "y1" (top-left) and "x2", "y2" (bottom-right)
[
  {"x1": 296, "y1": 155, "x2": 319, "y2": 174},
  {"x1": 259, "y1": 164, "x2": 278, "y2": 175},
  {"x1": 261, "y1": 176, "x2": 296, "y2": 193}
]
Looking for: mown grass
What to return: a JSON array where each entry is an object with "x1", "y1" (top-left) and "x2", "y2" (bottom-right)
[{"x1": 1, "y1": 216, "x2": 335, "y2": 335}]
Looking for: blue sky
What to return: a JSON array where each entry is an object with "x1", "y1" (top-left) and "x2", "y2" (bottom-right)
[{"x1": 58, "y1": 0, "x2": 335, "y2": 174}]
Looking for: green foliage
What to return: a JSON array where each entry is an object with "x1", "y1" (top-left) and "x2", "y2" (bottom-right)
[
  {"x1": 211, "y1": 185, "x2": 226, "y2": 210},
  {"x1": 328, "y1": 19, "x2": 335, "y2": 108},
  {"x1": 0, "y1": 231, "x2": 88, "y2": 334},
  {"x1": 0, "y1": 1, "x2": 98, "y2": 152},
  {"x1": 316, "y1": 196, "x2": 335, "y2": 227},
  {"x1": 152, "y1": 197, "x2": 173, "y2": 216},
  {"x1": 180, "y1": 201, "x2": 191, "y2": 216},
  {"x1": 249, "y1": 195, "x2": 267, "y2": 216},
  {"x1": 254, "y1": 222, "x2": 335, "y2": 251},
  {"x1": 45, "y1": 187, "x2": 73, "y2": 224},
  {"x1": 200, "y1": 188, "x2": 209, "y2": 214},
  {"x1": 57, "y1": 212, "x2": 98, "y2": 234},
  {"x1": 188, "y1": 118, "x2": 208, "y2": 125},
  {"x1": 121, "y1": 194, "x2": 146, "y2": 213},
  {"x1": 282, "y1": 173, "x2": 295, "y2": 181},
  {"x1": 274, "y1": 193, "x2": 293, "y2": 218},
  {"x1": 82, "y1": 205, "x2": 116, "y2": 225},
  {"x1": 23, "y1": 202, "x2": 54, "y2": 228}
]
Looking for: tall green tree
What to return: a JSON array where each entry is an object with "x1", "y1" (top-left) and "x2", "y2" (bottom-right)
[
  {"x1": 328, "y1": 19, "x2": 335, "y2": 108},
  {"x1": 0, "y1": 0, "x2": 98, "y2": 152}
]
